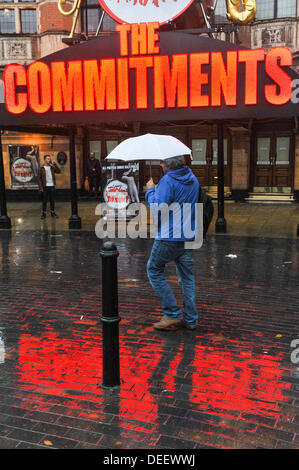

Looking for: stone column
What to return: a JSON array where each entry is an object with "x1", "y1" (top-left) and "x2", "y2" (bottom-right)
[
  {"x1": 68, "y1": 128, "x2": 82, "y2": 229},
  {"x1": 230, "y1": 128, "x2": 251, "y2": 202}
]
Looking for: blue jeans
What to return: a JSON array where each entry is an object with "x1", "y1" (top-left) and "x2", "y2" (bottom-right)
[{"x1": 147, "y1": 240, "x2": 198, "y2": 326}]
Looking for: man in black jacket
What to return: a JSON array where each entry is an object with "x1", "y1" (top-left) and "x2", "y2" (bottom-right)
[
  {"x1": 86, "y1": 152, "x2": 101, "y2": 198},
  {"x1": 38, "y1": 155, "x2": 61, "y2": 219}
]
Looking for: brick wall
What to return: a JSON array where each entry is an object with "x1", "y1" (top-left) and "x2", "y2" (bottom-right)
[{"x1": 39, "y1": 2, "x2": 73, "y2": 34}]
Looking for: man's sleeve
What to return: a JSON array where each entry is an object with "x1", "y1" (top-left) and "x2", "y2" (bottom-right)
[
  {"x1": 38, "y1": 168, "x2": 43, "y2": 190},
  {"x1": 145, "y1": 176, "x2": 173, "y2": 207},
  {"x1": 53, "y1": 163, "x2": 61, "y2": 174}
]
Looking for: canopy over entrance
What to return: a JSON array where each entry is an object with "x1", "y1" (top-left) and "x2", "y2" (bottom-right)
[{"x1": 1, "y1": 27, "x2": 299, "y2": 128}]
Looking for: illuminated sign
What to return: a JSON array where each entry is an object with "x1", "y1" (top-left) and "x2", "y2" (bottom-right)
[
  {"x1": 104, "y1": 180, "x2": 130, "y2": 209},
  {"x1": 2, "y1": 23, "x2": 298, "y2": 125},
  {"x1": 98, "y1": 0, "x2": 195, "y2": 25},
  {"x1": 11, "y1": 158, "x2": 34, "y2": 183}
]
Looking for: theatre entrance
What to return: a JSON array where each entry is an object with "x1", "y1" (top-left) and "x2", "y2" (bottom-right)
[
  {"x1": 190, "y1": 131, "x2": 232, "y2": 196},
  {"x1": 252, "y1": 132, "x2": 294, "y2": 195}
]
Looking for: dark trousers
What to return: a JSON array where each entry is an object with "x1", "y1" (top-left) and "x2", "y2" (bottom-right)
[
  {"x1": 88, "y1": 175, "x2": 100, "y2": 195},
  {"x1": 42, "y1": 186, "x2": 55, "y2": 213}
]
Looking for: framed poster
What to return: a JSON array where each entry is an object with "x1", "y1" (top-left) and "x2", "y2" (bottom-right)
[
  {"x1": 9, "y1": 145, "x2": 40, "y2": 189},
  {"x1": 101, "y1": 162, "x2": 140, "y2": 214}
]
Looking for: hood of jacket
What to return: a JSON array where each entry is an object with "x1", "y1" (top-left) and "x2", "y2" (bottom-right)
[{"x1": 165, "y1": 166, "x2": 195, "y2": 185}]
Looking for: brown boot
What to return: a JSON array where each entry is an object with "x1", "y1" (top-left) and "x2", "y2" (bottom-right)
[
  {"x1": 153, "y1": 316, "x2": 182, "y2": 330},
  {"x1": 179, "y1": 320, "x2": 198, "y2": 330}
]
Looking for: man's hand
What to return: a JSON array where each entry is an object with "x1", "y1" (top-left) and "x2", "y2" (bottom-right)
[{"x1": 146, "y1": 178, "x2": 155, "y2": 190}]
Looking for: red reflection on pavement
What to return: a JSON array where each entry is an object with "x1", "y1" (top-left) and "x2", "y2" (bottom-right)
[
  {"x1": 190, "y1": 345, "x2": 291, "y2": 418},
  {"x1": 17, "y1": 333, "x2": 103, "y2": 400},
  {"x1": 118, "y1": 337, "x2": 160, "y2": 435},
  {"x1": 17, "y1": 332, "x2": 161, "y2": 439},
  {"x1": 162, "y1": 342, "x2": 184, "y2": 392},
  {"x1": 16, "y1": 332, "x2": 291, "y2": 426}
]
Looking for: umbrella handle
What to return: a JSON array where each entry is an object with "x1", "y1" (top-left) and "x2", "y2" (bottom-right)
[{"x1": 150, "y1": 161, "x2": 152, "y2": 179}]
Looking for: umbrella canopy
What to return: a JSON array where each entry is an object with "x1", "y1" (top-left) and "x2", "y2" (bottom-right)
[{"x1": 106, "y1": 133, "x2": 192, "y2": 161}]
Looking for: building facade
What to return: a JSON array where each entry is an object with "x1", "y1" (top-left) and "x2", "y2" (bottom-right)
[{"x1": 0, "y1": 0, "x2": 298, "y2": 203}]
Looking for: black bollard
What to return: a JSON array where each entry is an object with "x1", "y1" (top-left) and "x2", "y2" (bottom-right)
[{"x1": 100, "y1": 241, "x2": 121, "y2": 388}]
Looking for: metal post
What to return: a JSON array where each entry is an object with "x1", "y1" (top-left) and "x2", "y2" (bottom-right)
[
  {"x1": 80, "y1": 127, "x2": 88, "y2": 196},
  {"x1": 68, "y1": 128, "x2": 82, "y2": 229},
  {"x1": 100, "y1": 241, "x2": 120, "y2": 388},
  {"x1": 215, "y1": 122, "x2": 227, "y2": 233},
  {"x1": 0, "y1": 133, "x2": 11, "y2": 229},
  {"x1": 96, "y1": 10, "x2": 105, "y2": 36}
]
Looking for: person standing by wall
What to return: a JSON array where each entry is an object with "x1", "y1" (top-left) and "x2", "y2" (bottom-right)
[
  {"x1": 86, "y1": 152, "x2": 102, "y2": 198},
  {"x1": 38, "y1": 155, "x2": 61, "y2": 219}
]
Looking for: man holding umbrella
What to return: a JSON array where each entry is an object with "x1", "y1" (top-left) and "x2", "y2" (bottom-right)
[
  {"x1": 105, "y1": 133, "x2": 199, "y2": 330},
  {"x1": 146, "y1": 155, "x2": 199, "y2": 331}
]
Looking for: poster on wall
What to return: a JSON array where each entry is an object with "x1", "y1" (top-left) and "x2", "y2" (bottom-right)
[
  {"x1": 101, "y1": 162, "x2": 140, "y2": 218},
  {"x1": 9, "y1": 145, "x2": 40, "y2": 189}
]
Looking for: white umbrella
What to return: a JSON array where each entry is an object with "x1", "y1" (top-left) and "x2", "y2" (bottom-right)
[
  {"x1": 106, "y1": 133, "x2": 192, "y2": 161},
  {"x1": 105, "y1": 133, "x2": 192, "y2": 178}
]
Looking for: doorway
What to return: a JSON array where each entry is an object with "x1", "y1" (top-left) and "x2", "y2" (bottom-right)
[
  {"x1": 190, "y1": 134, "x2": 231, "y2": 192},
  {"x1": 253, "y1": 133, "x2": 294, "y2": 193}
]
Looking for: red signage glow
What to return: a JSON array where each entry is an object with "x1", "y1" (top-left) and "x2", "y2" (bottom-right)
[{"x1": 2, "y1": 23, "x2": 296, "y2": 121}]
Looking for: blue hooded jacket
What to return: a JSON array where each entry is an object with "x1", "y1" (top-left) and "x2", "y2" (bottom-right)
[{"x1": 146, "y1": 166, "x2": 199, "y2": 241}]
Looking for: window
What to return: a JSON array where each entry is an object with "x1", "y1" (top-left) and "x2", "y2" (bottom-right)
[
  {"x1": 0, "y1": 9, "x2": 15, "y2": 33},
  {"x1": 256, "y1": 0, "x2": 297, "y2": 19},
  {"x1": 106, "y1": 140, "x2": 119, "y2": 155},
  {"x1": 257, "y1": 137, "x2": 271, "y2": 165},
  {"x1": 102, "y1": 14, "x2": 117, "y2": 32},
  {"x1": 215, "y1": 0, "x2": 298, "y2": 22},
  {"x1": 214, "y1": 0, "x2": 229, "y2": 24},
  {"x1": 192, "y1": 139, "x2": 207, "y2": 164},
  {"x1": 89, "y1": 141, "x2": 102, "y2": 160},
  {"x1": 87, "y1": 8, "x2": 100, "y2": 33},
  {"x1": 82, "y1": 2, "x2": 118, "y2": 34},
  {"x1": 212, "y1": 139, "x2": 228, "y2": 165},
  {"x1": 256, "y1": 0, "x2": 275, "y2": 19},
  {"x1": 277, "y1": 0, "x2": 297, "y2": 18},
  {"x1": 276, "y1": 137, "x2": 290, "y2": 164},
  {"x1": 20, "y1": 9, "x2": 36, "y2": 33}
]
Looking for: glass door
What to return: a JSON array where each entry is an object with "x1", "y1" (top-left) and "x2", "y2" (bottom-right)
[
  {"x1": 89, "y1": 141, "x2": 102, "y2": 160},
  {"x1": 273, "y1": 136, "x2": 292, "y2": 189},
  {"x1": 254, "y1": 135, "x2": 292, "y2": 191},
  {"x1": 191, "y1": 137, "x2": 230, "y2": 188}
]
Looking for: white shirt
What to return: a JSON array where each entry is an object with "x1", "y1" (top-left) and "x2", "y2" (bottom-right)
[{"x1": 44, "y1": 165, "x2": 54, "y2": 187}]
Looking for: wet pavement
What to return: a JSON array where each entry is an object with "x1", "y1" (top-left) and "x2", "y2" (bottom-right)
[
  {"x1": 6, "y1": 200, "x2": 299, "y2": 238},
  {"x1": 0, "y1": 203, "x2": 299, "y2": 450}
]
